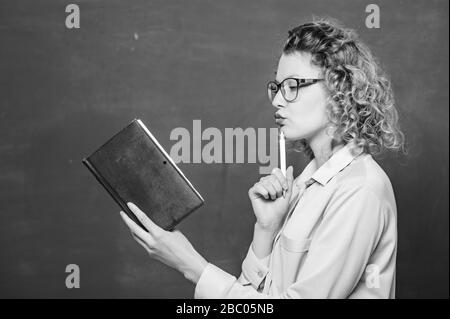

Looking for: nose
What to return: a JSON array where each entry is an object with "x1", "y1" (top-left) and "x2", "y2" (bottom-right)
[{"x1": 271, "y1": 89, "x2": 287, "y2": 109}]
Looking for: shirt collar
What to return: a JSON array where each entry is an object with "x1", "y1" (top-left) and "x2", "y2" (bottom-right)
[{"x1": 296, "y1": 141, "x2": 364, "y2": 187}]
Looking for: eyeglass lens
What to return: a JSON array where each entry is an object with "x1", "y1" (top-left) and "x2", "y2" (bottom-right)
[{"x1": 267, "y1": 78, "x2": 298, "y2": 102}]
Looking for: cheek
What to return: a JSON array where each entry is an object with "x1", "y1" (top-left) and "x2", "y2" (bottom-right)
[{"x1": 289, "y1": 93, "x2": 329, "y2": 130}]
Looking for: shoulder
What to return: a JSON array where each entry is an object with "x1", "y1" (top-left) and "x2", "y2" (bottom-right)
[
  {"x1": 325, "y1": 153, "x2": 398, "y2": 229},
  {"x1": 334, "y1": 153, "x2": 396, "y2": 206}
]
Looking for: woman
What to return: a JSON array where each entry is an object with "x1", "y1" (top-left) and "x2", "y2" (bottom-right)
[{"x1": 120, "y1": 18, "x2": 406, "y2": 299}]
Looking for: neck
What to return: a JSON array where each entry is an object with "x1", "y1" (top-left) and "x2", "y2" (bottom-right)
[{"x1": 307, "y1": 129, "x2": 345, "y2": 168}]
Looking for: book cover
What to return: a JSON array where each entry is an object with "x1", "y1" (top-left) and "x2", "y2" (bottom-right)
[{"x1": 82, "y1": 119, "x2": 205, "y2": 231}]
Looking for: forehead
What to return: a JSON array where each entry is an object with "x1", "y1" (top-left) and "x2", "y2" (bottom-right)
[{"x1": 274, "y1": 52, "x2": 321, "y2": 82}]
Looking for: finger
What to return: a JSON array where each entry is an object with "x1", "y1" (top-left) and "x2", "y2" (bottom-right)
[
  {"x1": 285, "y1": 166, "x2": 294, "y2": 198},
  {"x1": 261, "y1": 180, "x2": 278, "y2": 200},
  {"x1": 120, "y1": 210, "x2": 150, "y2": 241},
  {"x1": 132, "y1": 232, "x2": 153, "y2": 251},
  {"x1": 127, "y1": 202, "x2": 162, "y2": 236},
  {"x1": 268, "y1": 175, "x2": 284, "y2": 197},
  {"x1": 252, "y1": 183, "x2": 269, "y2": 200},
  {"x1": 271, "y1": 167, "x2": 288, "y2": 190}
]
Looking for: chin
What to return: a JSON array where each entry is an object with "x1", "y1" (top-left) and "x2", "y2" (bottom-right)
[{"x1": 281, "y1": 126, "x2": 305, "y2": 141}]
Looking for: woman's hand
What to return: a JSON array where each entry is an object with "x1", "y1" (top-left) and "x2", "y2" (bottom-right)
[
  {"x1": 248, "y1": 166, "x2": 294, "y2": 232},
  {"x1": 119, "y1": 202, "x2": 208, "y2": 284}
]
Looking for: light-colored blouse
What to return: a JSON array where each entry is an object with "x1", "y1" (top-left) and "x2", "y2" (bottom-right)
[{"x1": 195, "y1": 141, "x2": 398, "y2": 299}]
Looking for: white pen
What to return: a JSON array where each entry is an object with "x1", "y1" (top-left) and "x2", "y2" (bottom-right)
[{"x1": 279, "y1": 130, "x2": 286, "y2": 197}]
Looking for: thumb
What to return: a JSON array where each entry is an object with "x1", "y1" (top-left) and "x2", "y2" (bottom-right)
[{"x1": 285, "y1": 166, "x2": 294, "y2": 198}]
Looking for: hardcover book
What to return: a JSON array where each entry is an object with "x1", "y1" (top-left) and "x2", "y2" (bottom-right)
[{"x1": 82, "y1": 119, "x2": 205, "y2": 231}]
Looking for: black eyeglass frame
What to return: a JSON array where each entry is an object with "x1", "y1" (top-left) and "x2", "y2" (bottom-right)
[{"x1": 267, "y1": 78, "x2": 325, "y2": 102}]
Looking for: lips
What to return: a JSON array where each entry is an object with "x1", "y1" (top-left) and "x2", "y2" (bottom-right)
[{"x1": 274, "y1": 113, "x2": 286, "y2": 126}]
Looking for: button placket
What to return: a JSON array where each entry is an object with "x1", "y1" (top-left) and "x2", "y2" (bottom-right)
[
  {"x1": 274, "y1": 179, "x2": 313, "y2": 243},
  {"x1": 262, "y1": 178, "x2": 315, "y2": 295}
]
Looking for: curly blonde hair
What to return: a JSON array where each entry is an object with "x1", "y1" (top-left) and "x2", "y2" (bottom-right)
[{"x1": 282, "y1": 18, "x2": 406, "y2": 160}]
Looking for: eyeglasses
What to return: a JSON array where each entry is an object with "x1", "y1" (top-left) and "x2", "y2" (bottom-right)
[{"x1": 267, "y1": 78, "x2": 324, "y2": 103}]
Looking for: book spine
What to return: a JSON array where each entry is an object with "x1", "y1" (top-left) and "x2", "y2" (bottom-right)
[{"x1": 82, "y1": 158, "x2": 148, "y2": 232}]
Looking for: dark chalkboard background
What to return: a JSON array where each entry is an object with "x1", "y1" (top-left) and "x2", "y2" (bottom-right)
[{"x1": 0, "y1": 0, "x2": 448, "y2": 298}]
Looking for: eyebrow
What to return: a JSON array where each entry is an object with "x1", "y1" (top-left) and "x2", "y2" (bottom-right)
[{"x1": 273, "y1": 71, "x2": 304, "y2": 81}]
